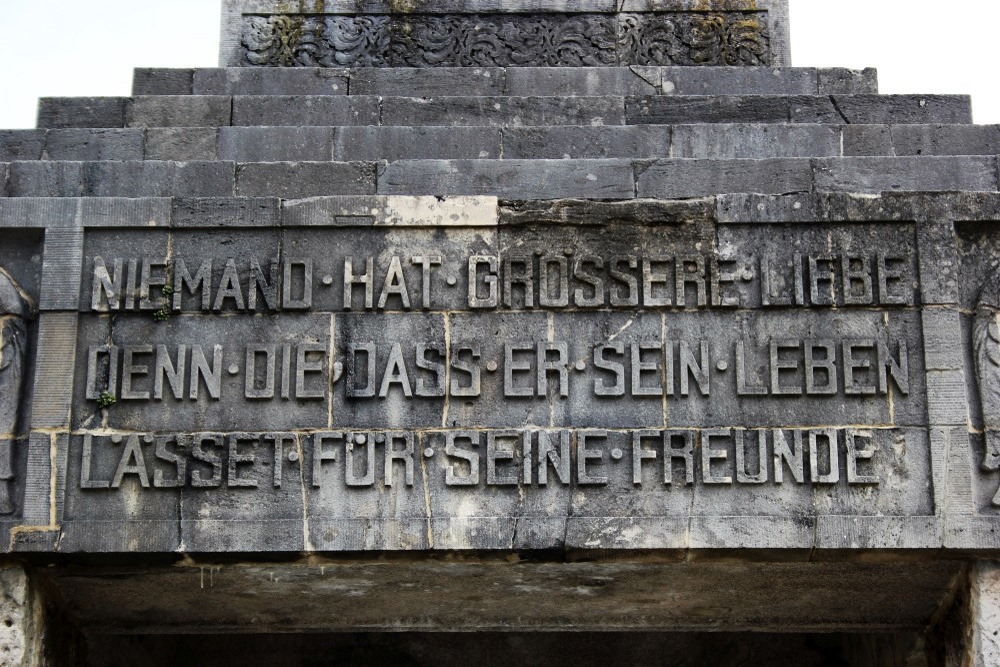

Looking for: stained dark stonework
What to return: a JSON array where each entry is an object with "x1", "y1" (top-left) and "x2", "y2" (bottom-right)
[{"x1": 6, "y1": 0, "x2": 1000, "y2": 664}]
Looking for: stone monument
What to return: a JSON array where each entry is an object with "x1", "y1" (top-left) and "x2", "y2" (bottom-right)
[{"x1": 1, "y1": 0, "x2": 1000, "y2": 663}]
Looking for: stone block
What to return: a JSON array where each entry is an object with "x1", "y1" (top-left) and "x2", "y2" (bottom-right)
[
  {"x1": 918, "y1": 220, "x2": 961, "y2": 306},
  {"x1": 654, "y1": 311, "x2": 924, "y2": 428},
  {"x1": 37, "y1": 97, "x2": 127, "y2": 129},
  {"x1": 503, "y1": 126, "x2": 670, "y2": 159},
  {"x1": 0, "y1": 197, "x2": 77, "y2": 228},
  {"x1": 44, "y1": 129, "x2": 145, "y2": 161},
  {"x1": 830, "y1": 95, "x2": 973, "y2": 125},
  {"x1": 127, "y1": 96, "x2": 233, "y2": 128},
  {"x1": 689, "y1": 516, "x2": 815, "y2": 550},
  {"x1": 843, "y1": 125, "x2": 893, "y2": 157},
  {"x1": 890, "y1": 124, "x2": 1000, "y2": 156},
  {"x1": 817, "y1": 68, "x2": 878, "y2": 95},
  {"x1": 7, "y1": 162, "x2": 85, "y2": 197},
  {"x1": 922, "y1": 308, "x2": 966, "y2": 371},
  {"x1": 925, "y1": 369, "x2": 970, "y2": 425},
  {"x1": 282, "y1": 195, "x2": 499, "y2": 227},
  {"x1": 715, "y1": 193, "x2": 824, "y2": 224},
  {"x1": 813, "y1": 428, "x2": 934, "y2": 518},
  {"x1": 627, "y1": 95, "x2": 790, "y2": 124},
  {"x1": 671, "y1": 124, "x2": 840, "y2": 159},
  {"x1": 661, "y1": 67, "x2": 818, "y2": 96},
  {"x1": 236, "y1": 162, "x2": 376, "y2": 197},
  {"x1": 0, "y1": 130, "x2": 45, "y2": 161},
  {"x1": 172, "y1": 197, "x2": 282, "y2": 227},
  {"x1": 0, "y1": 567, "x2": 31, "y2": 665},
  {"x1": 144, "y1": 128, "x2": 219, "y2": 161},
  {"x1": 716, "y1": 220, "x2": 920, "y2": 305},
  {"x1": 79, "y1": 198, "x2": 172, "y2": 228},
  {"x1": 175, "y1": 161, "x2": 238, "y2": 197},
  {"x1": 232, "y1": 96, "x2": 379, "y2": 127},
  {"x1": 279, "y1": 224, "x2": 497, "y2": 314},
  {"x1": 813, "y1": 156, "x2": 998, "y2": 194},
  {"x1": 971, "y1": 562, "x2": 1000, "y2": 667},
  {"x1": 636, "y1": 158, "x2": 812, "y2": 198},
  {"x1": 378, "y1": 159, "x2": 636, "y2": 199},
  {"x1": 380, "y1": 96, "x2": 626, "y2": 127},
  {"x1": 504, "y1": 68, "x2": 656, "y2": 96},
  {"x1": 194, "y1": 68, "x2": 349, "y2": 95},
  {"x1": 29, "y1": 314, "x2": 79, "y2": 429},
  {"x1": 565, "y1": 517, "x2": 688, "y2": 550},
  {"x1": 132, "y1": 68, "x2": 194, "y2": 95},
  {"x1": 332, "y1": 313, "x2": 447, "y2": 428},
  {"x1": 351, "y1": 68, "x2": 506, "y2": 97},
  {"x1": 814, "y1": 516, "x2": 941, "y2": 550},
  {"x1": 332, "y1": 127, "x2": 501, "y2": 161},
  {"x1": 219, "y1": 127, "x2": 334, "y2": 162},
  {"x1": 79, "y1": 161, "x2": 235, "y2": 198},
  {"x1": 501, "y1": 197, "x2": 708, "y2": 225}
]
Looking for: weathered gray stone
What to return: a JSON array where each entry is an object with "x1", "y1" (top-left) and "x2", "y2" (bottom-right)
[
  {"x1": 351, "y1": 68, "x2": 506, "y2": 97},
  {"x1": 172, "y1": 197, "x2": 281, "y2": 227},
  {"x1": 890, "y1": 124, "x2": 1000, "y2": 156},
  {"x1": 627, "y1": 96, "x2": 792, "y2": 124},
  {"x1": 813, "y1": 156, "x2": 998, "y2": 194},
  {"x1": 79, "y1": 198, "x2": 172, "y2": 228},
  {"x1": 7, "y1": 162, "x2": 85, "y2": 197},
  {"x1": 636, "y1": 158, "x2": 812, "y2": 198},
  {"x1": 0, "y1": 567, "x2": 32, "y2": 665},
  {"x1": 144, "y1": 128, "x2": 219, "y2": 161},
  {"x1": 79, "y1": 161, "x2": 235, "y2": 198},
  {"x1": 194, "y1": 68, "x2": 349, "y2": 95},
  {"x1": 236, "y1": 161, "x2": 376, "y2": 197},
  {"x1": 501, "y1": 197, "x2": 710, "y2": 225},
  {"x1": 232, "y1": 96, "x2": 379, "y2": 127},
  {"x1": 817, "y1": 68, "x2": 878, "y2": 95},
  {"x1": 660, "y1": 67, "x2": 818, "y2": 96},
  {"x1": 219, "y1": 126, "x2": 334, "y2": 162},
  {"x1": 0, "y1": 131, "x2": 45, "y2": 161},
  {"x1": 132, "y1": 68, "x2": 194, "y2": 96},
  {"x1": 380, "y1": 96, "x2": 626, "y2": 127},
  {"x1": 504, "y1": 68, "x2": 657, "y2": 97},
  {"x1": 44, "y1": 129, "x2": 145, "y2": 161},
  {"x1": 503, "y1": 126, "x2": 670, "y2": 159},
  {"x1": 842, "y1": 125, "x2": 894, "y2": 157},
  {"x1": 333, "y1": 127, "x2": 501, "y2": 161},
  {"x1": 922, "y1": 308, "x2": 966, "y2": 372},
  {"x1": 127, "y1": 96, "x2": 233, "y2": 128},
  {"x1": 37, "y1": 97, "x2": 127, "y2": 129},
  {"x1": 970, "y1": 562, "x2": 1000, "y2": 666},
  {"x1": 671, "y1": 124, "x2": 840, "y2": 159},
  {"x1": 282, "y1": 195, "x2": 499, "y2": 227},
  {"x1": 378, "y1": 159, "x2": 636, "y2": 198},
  {"x1": 828, "y1": 94, "x2": 973, "y2": 125}
]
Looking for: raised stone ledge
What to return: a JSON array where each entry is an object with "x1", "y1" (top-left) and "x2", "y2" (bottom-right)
[
  {"x1": 220, "y1": 0, "x2": 791, "y2": 68},
  {"x1": 10, "y1": 123, "x2": 1000, "y2": 163},
  {"x1": 1, "y1": 156, "x2": 999, "y2": 200},
  {"x1": 134, "y1": 66, "x2": 878, "y2": 97},
  {"x1": 3, "y1": 192, "x2": 1000, "y2": 231},
  {"x1": 35, "y1": 94, "x2": 969, "y2": 131}
]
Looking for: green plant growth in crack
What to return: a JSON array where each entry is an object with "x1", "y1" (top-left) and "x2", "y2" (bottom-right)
[{"x1": 154, "y1": 284, "x2": 174, "y2": 322}]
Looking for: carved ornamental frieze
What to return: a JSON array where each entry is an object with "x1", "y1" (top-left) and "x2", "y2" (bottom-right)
[{"x1": 239, "y1": 13, "x2": 771, "y2": 68}]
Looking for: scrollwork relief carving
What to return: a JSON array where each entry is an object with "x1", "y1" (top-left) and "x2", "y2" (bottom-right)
[{"x1": 240, "y1": 12, "x2": 770, "y2": 68}]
